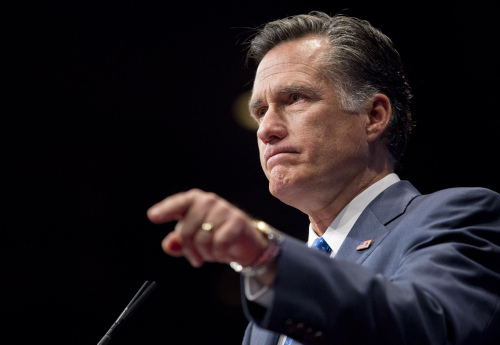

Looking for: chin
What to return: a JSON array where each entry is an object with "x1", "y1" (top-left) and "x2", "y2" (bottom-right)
[
  {"x1": 267, "y1": 166, "x2": 309, "y2": 206},
  {"x1": 268, "y1": 178, "x2": 305, "y2": 209},
  {"x1": 269, "y1": 175, "x2": 290, "y2": 197}
]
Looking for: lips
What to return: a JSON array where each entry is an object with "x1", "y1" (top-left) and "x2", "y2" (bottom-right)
[{"x1": 264, "y1": 145, "x2": 299, "y2": 166}]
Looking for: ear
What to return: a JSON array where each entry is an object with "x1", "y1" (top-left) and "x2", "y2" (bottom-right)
[{"x1": 365, "y1": 94, "x2": 391, "y2": 143}]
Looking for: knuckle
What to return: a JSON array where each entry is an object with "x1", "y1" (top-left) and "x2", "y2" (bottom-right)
[
  {"x1": 205, "y1": 191, "x2": 218, "y2": 199},
  {"x1": 187, "y1": 189, "x2": 221, "y2": 209},
  {"x1": 233, "y1": 213, "x2": 249, "y2": 227},
  {"x1": 186, "y1": 188, "x2": 204, "y2": 197},
  {"x1": 224, "y1": 214, "x2": 249, "y2": 235},
  {"x1": 199, "y1": 195, "x2": 218, "y2": 209}
]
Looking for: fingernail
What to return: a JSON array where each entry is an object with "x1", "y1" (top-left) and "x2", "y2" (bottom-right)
[{"x1": 170, "y1": 241, "x2": 182, "y2": 253}]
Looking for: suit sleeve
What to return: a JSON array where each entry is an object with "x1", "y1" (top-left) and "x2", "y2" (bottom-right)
[{"x1": 241, "y1": 188, "x2": 500, "y2": 345}]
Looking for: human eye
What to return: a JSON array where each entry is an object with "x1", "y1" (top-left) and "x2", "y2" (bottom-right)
[
  {"x1": 290, "y1": 93, "x2": 305, "y2": 103},
  {"x1": 253, "y1": 106, "x2": 268, "y2": 121},
  {"x1": 257, "y1": 107, "x2": 267, "y2": 118}
]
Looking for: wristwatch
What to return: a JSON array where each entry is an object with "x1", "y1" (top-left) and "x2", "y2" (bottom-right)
[{"x1": 230, "y1": 220, "x2": 283, "y2": 276}]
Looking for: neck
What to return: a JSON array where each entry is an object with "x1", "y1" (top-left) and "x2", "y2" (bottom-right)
[{"x1": 308, "y1": 166, "x2": 393, "y2": 236}]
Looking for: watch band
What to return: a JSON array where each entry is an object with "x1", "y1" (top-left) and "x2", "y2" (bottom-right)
[{"x1": 230, "y1": 220, "x2": 283, "y2": 276}]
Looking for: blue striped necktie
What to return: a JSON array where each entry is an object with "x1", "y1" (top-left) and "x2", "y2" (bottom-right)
[
  {"x1": 310, "y1": 236, "x2": 333, "y2": 254},
  {"x1": 284, "y1": 237, "x2": 332, "y2": 345}
]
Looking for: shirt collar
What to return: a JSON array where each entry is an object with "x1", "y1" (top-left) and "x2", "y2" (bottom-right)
[{"x1": 308, "y1": 173, "x2": 400, "y2": 255}]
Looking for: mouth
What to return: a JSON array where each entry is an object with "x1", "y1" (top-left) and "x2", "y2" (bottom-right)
[{"x1": 264, "y1": 146, "x2": 299, "y2": 168}]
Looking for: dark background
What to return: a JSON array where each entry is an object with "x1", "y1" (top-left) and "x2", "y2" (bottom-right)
[{"x1": 4, "y1": 1, "x2": 499, "y2": 344}]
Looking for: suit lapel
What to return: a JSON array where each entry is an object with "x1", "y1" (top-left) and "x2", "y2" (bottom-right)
[
  {"x1": 335, "y1": 210, "x2": 389, "y2": 264},
  {"x1": 335, "y1": 181, "x2": 420, "y2": 263}
]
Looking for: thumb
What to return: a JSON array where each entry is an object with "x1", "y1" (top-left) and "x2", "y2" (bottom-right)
[{"x1": 161, "y1": 231, "x2": 183, "y2": 256}]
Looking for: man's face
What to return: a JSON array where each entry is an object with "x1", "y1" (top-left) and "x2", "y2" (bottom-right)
[{"x1": 250, "y1": 36, "x2": 371, "y2": 212}]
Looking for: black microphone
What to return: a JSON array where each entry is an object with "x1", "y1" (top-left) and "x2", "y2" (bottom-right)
[{"x1": 97, "y1": 281, "x2": 157, "y2": 345}]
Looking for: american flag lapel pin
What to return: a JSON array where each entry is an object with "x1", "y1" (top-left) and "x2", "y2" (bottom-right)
[{"x1": 356, "y1": 239, "x2": 373, "y2": 251}]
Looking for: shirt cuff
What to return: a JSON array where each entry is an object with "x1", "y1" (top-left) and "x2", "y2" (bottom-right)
[{"x1": 244, "y1": 275, "x2": 275, "y2": 308}]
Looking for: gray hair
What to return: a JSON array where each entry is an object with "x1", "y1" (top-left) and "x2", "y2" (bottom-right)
[{"x1": 247, "y1": 11, "x2": 414, "y2": 163}]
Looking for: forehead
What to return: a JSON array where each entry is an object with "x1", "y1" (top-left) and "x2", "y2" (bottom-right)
[{"x1": 252, "y1": 37, "x2": 330, "y2": 95}]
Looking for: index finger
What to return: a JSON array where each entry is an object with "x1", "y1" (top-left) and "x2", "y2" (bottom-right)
[{"x1": 147, "y1": 189, "x2": 201, "y2": 224}]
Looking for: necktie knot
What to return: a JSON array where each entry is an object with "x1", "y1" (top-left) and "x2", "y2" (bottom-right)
[{"x1": 311, "y1": 237, "x2": 332, "y2": 254}]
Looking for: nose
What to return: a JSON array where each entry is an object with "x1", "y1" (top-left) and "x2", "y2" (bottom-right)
[{"x1": 256, "y1": 106, "x2": 287, "y2": 144}]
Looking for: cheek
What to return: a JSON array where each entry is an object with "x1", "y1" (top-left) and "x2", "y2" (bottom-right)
[
  {"x1": 257, "y1": 141, "x2": 268, "y2": 170},
  {"x1": 304, "y1": 125, "x2": 362, "y2": 164},
  {"x1": 297, "y1": 123, "x2": 333, "y2": 156}
]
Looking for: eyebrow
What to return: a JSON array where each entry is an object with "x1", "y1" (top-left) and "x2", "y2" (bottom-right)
[
  {"x1": 248, "y1": 85, "x2": 317, "y2": 114},
  {"x1": 248, "y1": 98, "x2": 262, "y2": 115}
]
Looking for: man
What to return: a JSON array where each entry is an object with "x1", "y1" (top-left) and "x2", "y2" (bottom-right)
[{"x1": 147, "y1": 12, "x2": 500, "y2": 344}]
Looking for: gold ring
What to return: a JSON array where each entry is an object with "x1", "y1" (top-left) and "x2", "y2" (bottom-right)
[{"x1": 201, "y1": 222, "x2": 215, "y2": 232}]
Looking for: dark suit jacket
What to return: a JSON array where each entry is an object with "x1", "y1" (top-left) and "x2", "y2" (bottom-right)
[{"x1": 241, "y1": 181, "x2": 500, "y2": 345}]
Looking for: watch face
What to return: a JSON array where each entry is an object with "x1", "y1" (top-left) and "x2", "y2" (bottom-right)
[{"x1": 253, "y1": 220, "x2": 283, "y2": 241}]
